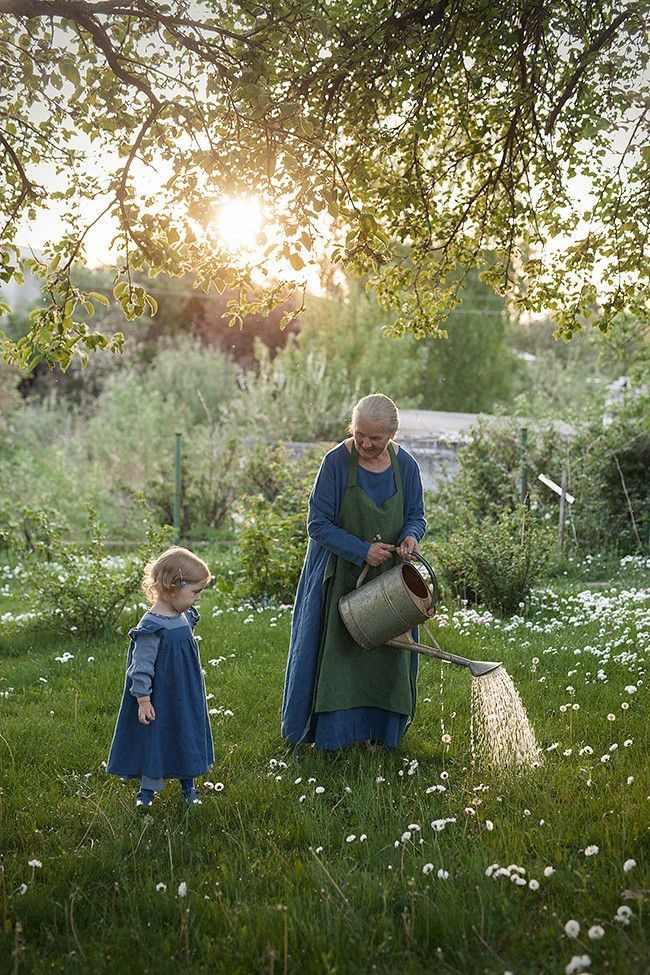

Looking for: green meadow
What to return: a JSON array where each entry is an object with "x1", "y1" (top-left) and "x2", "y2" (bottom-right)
[{"x1": 0, "y1": 577, "x2": 647, "y2": 974}]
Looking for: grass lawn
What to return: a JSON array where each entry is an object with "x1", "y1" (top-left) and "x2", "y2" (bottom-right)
[{"x1": 0, "y1": 573, "x2": 647, "y2": 974}]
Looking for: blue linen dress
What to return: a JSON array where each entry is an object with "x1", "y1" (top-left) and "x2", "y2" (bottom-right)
[
  {"x1": 107, "y1": 607, "x2": 214, "y2": 780},
  {"x1": 281, "y1": 441, "x2": 426, "y2": 749}
]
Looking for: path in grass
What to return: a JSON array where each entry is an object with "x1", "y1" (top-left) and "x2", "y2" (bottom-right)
[{"x1": 0, "y1": 577, "x2": 647, "y2": 974}]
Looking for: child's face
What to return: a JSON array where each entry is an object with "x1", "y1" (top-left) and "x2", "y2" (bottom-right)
[{"x1": 169, "y1": 578, "x2": 209, "y2": 612}]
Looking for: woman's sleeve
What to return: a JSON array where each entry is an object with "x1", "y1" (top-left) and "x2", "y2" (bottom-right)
[
  {"x1": 126, "y1": 626, "x2": 162, "y2": 698},
  {"x1": 307, "y1": 453, "x2": 371, "y2": 566},
  {"x1": 398, "y1": 455, "x2": 426, "y2": 544}
]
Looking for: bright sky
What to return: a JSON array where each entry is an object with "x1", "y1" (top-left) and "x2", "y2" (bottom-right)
[{"x1": 16, "y1": 162, "x2": 268, "y2": 265}]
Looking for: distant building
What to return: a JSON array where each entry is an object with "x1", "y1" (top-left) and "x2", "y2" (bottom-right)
[{"x1": 397, "y1": 410, "x2": 573, "y2": 491}]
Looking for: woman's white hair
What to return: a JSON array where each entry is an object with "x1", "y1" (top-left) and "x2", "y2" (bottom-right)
[{"x1": 349, "y1": 393, "x2": 400, "y2": 434}]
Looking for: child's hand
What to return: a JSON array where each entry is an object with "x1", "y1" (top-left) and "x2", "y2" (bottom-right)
[{"x1": 137, "y1": 697, "x2": 156, "y2": 724}]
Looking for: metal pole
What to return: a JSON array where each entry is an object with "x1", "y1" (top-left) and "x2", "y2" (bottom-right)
[
  {"x1": 174, "y1": 432, "x2": 182, "y2": 544},
  {"x1": 520, "y1": 427, "x2": 528, "y2": 502},
  {"x1": 558, "y1": 468, "x2": 568, "y2": 551}
]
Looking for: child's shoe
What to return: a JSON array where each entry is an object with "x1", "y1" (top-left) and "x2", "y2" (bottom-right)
[
  {"x1": 182, "y1": 786, "x2": 203, "y2": 806},
  {"x1": 136, "y1": 788, "x2": 155, "y2": 808}
]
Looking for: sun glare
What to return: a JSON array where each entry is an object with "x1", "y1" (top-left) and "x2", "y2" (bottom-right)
[{"x1": 213, "y1": 196, "x2": 263, "y2": 252}]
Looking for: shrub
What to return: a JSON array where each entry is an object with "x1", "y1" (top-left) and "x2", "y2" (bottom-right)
[
  {"x1": 428, "y1": 387, "x2": 649, "y2": 559},
  {"x1": 429, "y1": 508, "x2": 554, "y2": 616},
  {"x1": 569, "y1": 391, "x2": 649, "y2": 553},
  {"x1": 10, "y1": 502, "x2": 171, "y2": 636},
  {"x1": 227, "y1": 446, "x2": 323, "y2": 603}
]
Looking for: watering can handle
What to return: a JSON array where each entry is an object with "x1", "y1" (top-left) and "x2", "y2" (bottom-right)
[
  {"x1": 355, "y1": 563, "x2": 371, "y2": 589},
  {"x1": 410, "y1": 553, "x2": 440, "y2": 604},
  {"x1": 355, "y1": 551, "x2": 439, "y2": 603}
]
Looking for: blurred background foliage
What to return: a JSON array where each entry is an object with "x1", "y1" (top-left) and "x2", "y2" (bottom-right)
[{"x1": 1, "y1": 266, "x2": 647, "y2": 601}]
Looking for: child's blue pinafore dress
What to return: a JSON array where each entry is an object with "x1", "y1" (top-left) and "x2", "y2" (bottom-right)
[{"x1": 107, "y1": 608, "x2": 214, "y2": 780}]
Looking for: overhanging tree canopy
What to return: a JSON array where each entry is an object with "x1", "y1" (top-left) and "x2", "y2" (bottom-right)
[{"x1": 0, "y1": 0, "x2": 648, "y2": 369}]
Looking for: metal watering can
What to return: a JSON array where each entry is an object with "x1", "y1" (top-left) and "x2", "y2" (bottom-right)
[{"x1": 338, "y1": 553, "x2": 501, "y2": 678}]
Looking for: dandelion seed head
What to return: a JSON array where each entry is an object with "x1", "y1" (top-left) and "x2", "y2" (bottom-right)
[
  {"x1": 564, "y1": 919, "x2": 580, "y2": 938},
  {"x1": 565, "y1": 953, "x2": 591, "y2": 975}
]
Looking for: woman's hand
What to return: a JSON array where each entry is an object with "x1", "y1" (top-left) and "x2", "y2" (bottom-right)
[
  {"x1": 365, "y1": 542, "x2": 395, "y2": 567},
  {"x1": 138, "y1": 697, "x2": 156, "y2": 724},
  {"x1": 396, "y1": 535, "x2": 420, "y2": 560}
]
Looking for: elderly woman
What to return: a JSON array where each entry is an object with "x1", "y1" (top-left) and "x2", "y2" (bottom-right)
[{"x1": 282, "y1": 393, "x2": 426, "y2": 750}]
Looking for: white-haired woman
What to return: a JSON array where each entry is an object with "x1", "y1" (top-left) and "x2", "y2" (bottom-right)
[{"x1": 282, "y1": 393, "x2": 426, "y2": 750}]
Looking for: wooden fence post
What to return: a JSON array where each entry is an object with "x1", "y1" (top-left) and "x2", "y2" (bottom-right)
[
  {"x1": 520, "y1": 427, "x2": 528, "y2": 502},
  {"x1": 558, "y1": 468, "x2": 568, "y2": 551}
]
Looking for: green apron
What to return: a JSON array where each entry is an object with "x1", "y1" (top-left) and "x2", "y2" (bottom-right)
[{"x1": 313, "y1": 443, "x2": 415, "y2": 717}]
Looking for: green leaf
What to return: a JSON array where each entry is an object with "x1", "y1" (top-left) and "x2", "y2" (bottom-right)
[{"x1": 60, "y1": 60, "x2": 80, "y2": 87}]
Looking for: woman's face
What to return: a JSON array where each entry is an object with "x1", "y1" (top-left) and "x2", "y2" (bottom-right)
[{"x1": 353, "y1": 418, "x2": 394, "y2": 460}]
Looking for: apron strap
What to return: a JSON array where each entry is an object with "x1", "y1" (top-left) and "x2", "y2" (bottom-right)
[
  {"x1": 388, "y1": 442, "x2": 402, "y2": 495},
  {"x1": 348, "y1": 443, "x2": 360, "y2": 486}
]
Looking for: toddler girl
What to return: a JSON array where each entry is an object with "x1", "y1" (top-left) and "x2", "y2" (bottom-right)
[{"x1": 107, "y1": 546, "x2": 214, "y2": 808}]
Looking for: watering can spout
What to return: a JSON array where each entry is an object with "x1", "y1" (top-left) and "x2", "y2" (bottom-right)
[
  {"x1": 389, "y1": 633, "x2": 502, "y2": 678},
  {"x1": 468, "y1": 659, "x2": 502, "y2": 678}
]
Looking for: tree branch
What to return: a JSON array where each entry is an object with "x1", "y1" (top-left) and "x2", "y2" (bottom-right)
[
  {"x1": 544, "y1": 8, "x2": 635, "y2": 135},
  {"x1": 4, "y1": 0, "x2": 161, "y2": 107},
  {"x1": 0, "y1": 131, "x2": 36, "y2": 236}
]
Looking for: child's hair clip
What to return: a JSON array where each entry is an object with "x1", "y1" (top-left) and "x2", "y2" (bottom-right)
[{"x1": 178, "y1": 573, "x2": 188, "y2": 588}]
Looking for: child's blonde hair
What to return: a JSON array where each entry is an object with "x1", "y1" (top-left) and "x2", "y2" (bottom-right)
[{"x1": 142, "y1": 547, "x2": 211, "y2": 602}]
